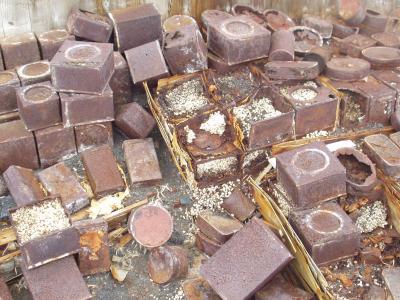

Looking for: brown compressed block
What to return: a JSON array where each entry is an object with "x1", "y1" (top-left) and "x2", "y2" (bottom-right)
[
  {"x1": 353, "y1": 76, "x2": 396, "y2": 125},
  {"x1": 128, "y1": 204, "x2": 173, "y2": 248},
  {"x1": 268, "y1": 29, "x2": 295, "y2": 61},
  {"x1": 115, "y1": 102, "x2": 155, "y2": 139},
  {"x1": 0, "y1": 120, "x2": 39, "y2": 173},
  {"x1": 338, "y1": 0, "x2": 366, "y2": 26},
  {"x1": 182, "y1": 277, "x2": 220, "y2": 300},
  {"x1": 196, "y1": 211, "x2": 243, "y2": 243},
  {"x1": 110, "y1": 52, "x2": 133, "y2": 106},
  {"x1": 363, "y1": 134, "x2": 400, "y2": 177},
  {"x1": 334, "y1": 33, "x2": 377, "y2": 57},
  {"x1": 382, "y1": 268, "x2": 400, "y2": 300},
  {"x1": 263, "y1": 9, "x2": 295, "y2": 32},
  {"x1": 276, "y1": 141, "x2": 347, "y2": 208},
  {"x1": 37, "y1": 29, "x2": 75, "y2": 60},
  {"x1": 289, "y1": 26, "x2": 323, "y2": 55},
  {"x1": 325, "y1": 57, "x2": 370, "y2": 81},
  {"x1": 38, "y1": 162, "x2": 89, "y2": 214},
  {"x1": 303, "y1": 46, "x2": 333, "y2": 73},
  {"x1": 371, "y1": 32, "x2": 400, "y2": 48},
  {"x1": 60, "y1": 86, "x2": 114, "y2": 127},
  {"x1": 0, "y1": 32, "x2": 40, "y2": 69},
  {"x1": 75, "y1": 122, "x2": 113, "y2": 153},
  {"x1": 0, "y1": 276, "x2": 12, "y2": 300},
  {"x1": 302, "y1": 15, "x2": 333, "y2": 39},
  {"x1": 16, "y1": 81, "x2": 61, "y2": 131},
  {"x1": 332, "y1": 21, "x2": 359, "y2": 39},
  {"x1": 109, "y1": 4, "x2": 162, "y2": 52},
  {"x1": 3, "y1": 165, "x2": 45, "y2": 207},
  {"x1": 21, "y1": 256, "x2": 91, "y2": 300},
  {"x1": 122, "y1": 138, "x2": 162, "y2": 185},
  {"x1": 66, "y1": 9, "x2": 113, "y2": 43},
  {"x1": 361, "y1": 47, "x2": 400, "y2": 69},
  {"x1": 147, "y1": 246, "x2": 188, "y2": 284},
  {"x1": 81, "y1": 144, "x2": 125, "y2": 198},
  {"x1": 73, "y1": 218, "x2": 111, "y2": 275},
  {"x1": 284, "y1": 84, "x2": 338, "y2": 136},
  {"x1": 222, "y1": 187, "x2": 255, "y2": 221},
  {"x1": 34, "y1": 125, "x2": 77, "y2": 168},
  {"x1": 360, "y1": 9, "x2": 388, "y2": 36},
  {"x1": 372, "y1": 70, "x2": 400, "y2": 94},
  {"x1": 125, "y1": 40, "x2": 169, "y2": 84},
  {"x1": 201, "y1": 10, "x2": 232, "y2": 31},
  {"x1": 208, "y1": 51, "x2": 238, "y2": 74},
  {"x1": 163, "y1": 15, "x2": 198, "y2": 33},
  {"x1": 200, "y1": 217, "x2": 293, "y2": 300},
  {"x1": 265, "y1": 61, "x2": 319, "y2": 80},
  {"x1": 255, "y1": 274, "x2": 313, "y2": 300},
  {"x1": 11, "y1": 197, "x2": 80, "y2": 269},
  {"x1": 16, "y1": 60, "x2": 51, "y2": 86},
  {"x1": 231, "y1": 4, "x2": 265, "y2": 26},
  {"x1": 163, "y1": 25, "x2": 208, "y2": 75},
  {"x1": 289, "y1": 201, "x2": 360, "y2": 266},
  {"x1": 195, "y1": 232, "x2": 222, "y2": 256},
  {"x1": 390, "y1": 131, "x2": 400, "y2": 148},
  {"x1": 0, "y1": 69, "x2": 20, "y2": 114},
  {"x1": 232, "y1": 87, "x2": 295, "y2": 150},
  {"x1": 207, "y1": 16, "x2": 271, "y2": 65},
  {"x1": 51, "y1": 40, "x2": 114, "y2": 95}
]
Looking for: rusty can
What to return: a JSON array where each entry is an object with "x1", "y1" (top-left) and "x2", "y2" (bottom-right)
[
  {"x1": 147, "y1": 245, "x2": 188, "y2": 284},
  {"x1": 128, "y1": 204, "x2": 173, "y2": 248}
]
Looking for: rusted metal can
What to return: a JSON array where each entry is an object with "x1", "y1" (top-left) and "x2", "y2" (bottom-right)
[
  {"x1": 128, "y1": 204, "x2": 173, "y2": 248},
  {"x1": 147, "y1": 245, "x2": 188, "y2": 284}
]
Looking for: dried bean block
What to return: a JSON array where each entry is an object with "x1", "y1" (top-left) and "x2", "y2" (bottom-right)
[
  {"x1": 200, "y1": 218, "x2": 293, "y2": 300},
  {"x1": 0, "y1": 120, "x2": 39, "y2": 173},
  {"x1": 74, "y1": 122, "x2": 113, "y2": 153},
  {"x1": 38, "y1": 162, "x2": 89, "y2": 214},
  {"x1": 81, "y1": 145, "x2": 125, "y2": 198},
  {"x1": 37, "y1": 29, "x2": 75, "y2": 60},
  {"x1": 34, "y1": 125, "x2": 77, "y2": 168},
  {"x1": 0, "y1": 70, "x2": 20, "y2": 114},
  {"x1": 108, "y1": 4, "x2": 162, "y2": 52},
  {"x1": 0, "y1": 32, "x2": 40, "y2": 69},
  {"x1": 276, "y1": 141, "x2": 347, "y2": 208},
  {"x1": 3, "y1": 165, "x2": 45, "y2": 207},
  {"x1": 115, "y1": 102, "x2": 155, "y2": 139},
  {"x1": 67, "y1": 9, "x2": 113, "y2": 43},
  {"x1": 51, "y1": 40, "x2": 114, "y2": 95},
  {"x1": 17, "y1": 81, "x2": 61, "y2": 131},
  {"x1": 16, "y1": 60, "x2": 51, "y2": 86},
  {"x1": 289, "y1": 202, "x2": 361, "y2": 265},
  {"x1": 21, "y1": 256, "x2": 91, "y2": 300},
  {"x1": 60, "y1": 86, "x2": 114, "y2": 127},
  {"x1": 123, "y1": 138, "x2": 162, "y2": 185}
]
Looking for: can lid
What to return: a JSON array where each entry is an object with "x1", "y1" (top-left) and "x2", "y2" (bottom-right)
[{"x1": 128, "y1": 204, "x2": 173, "y2": 248}]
